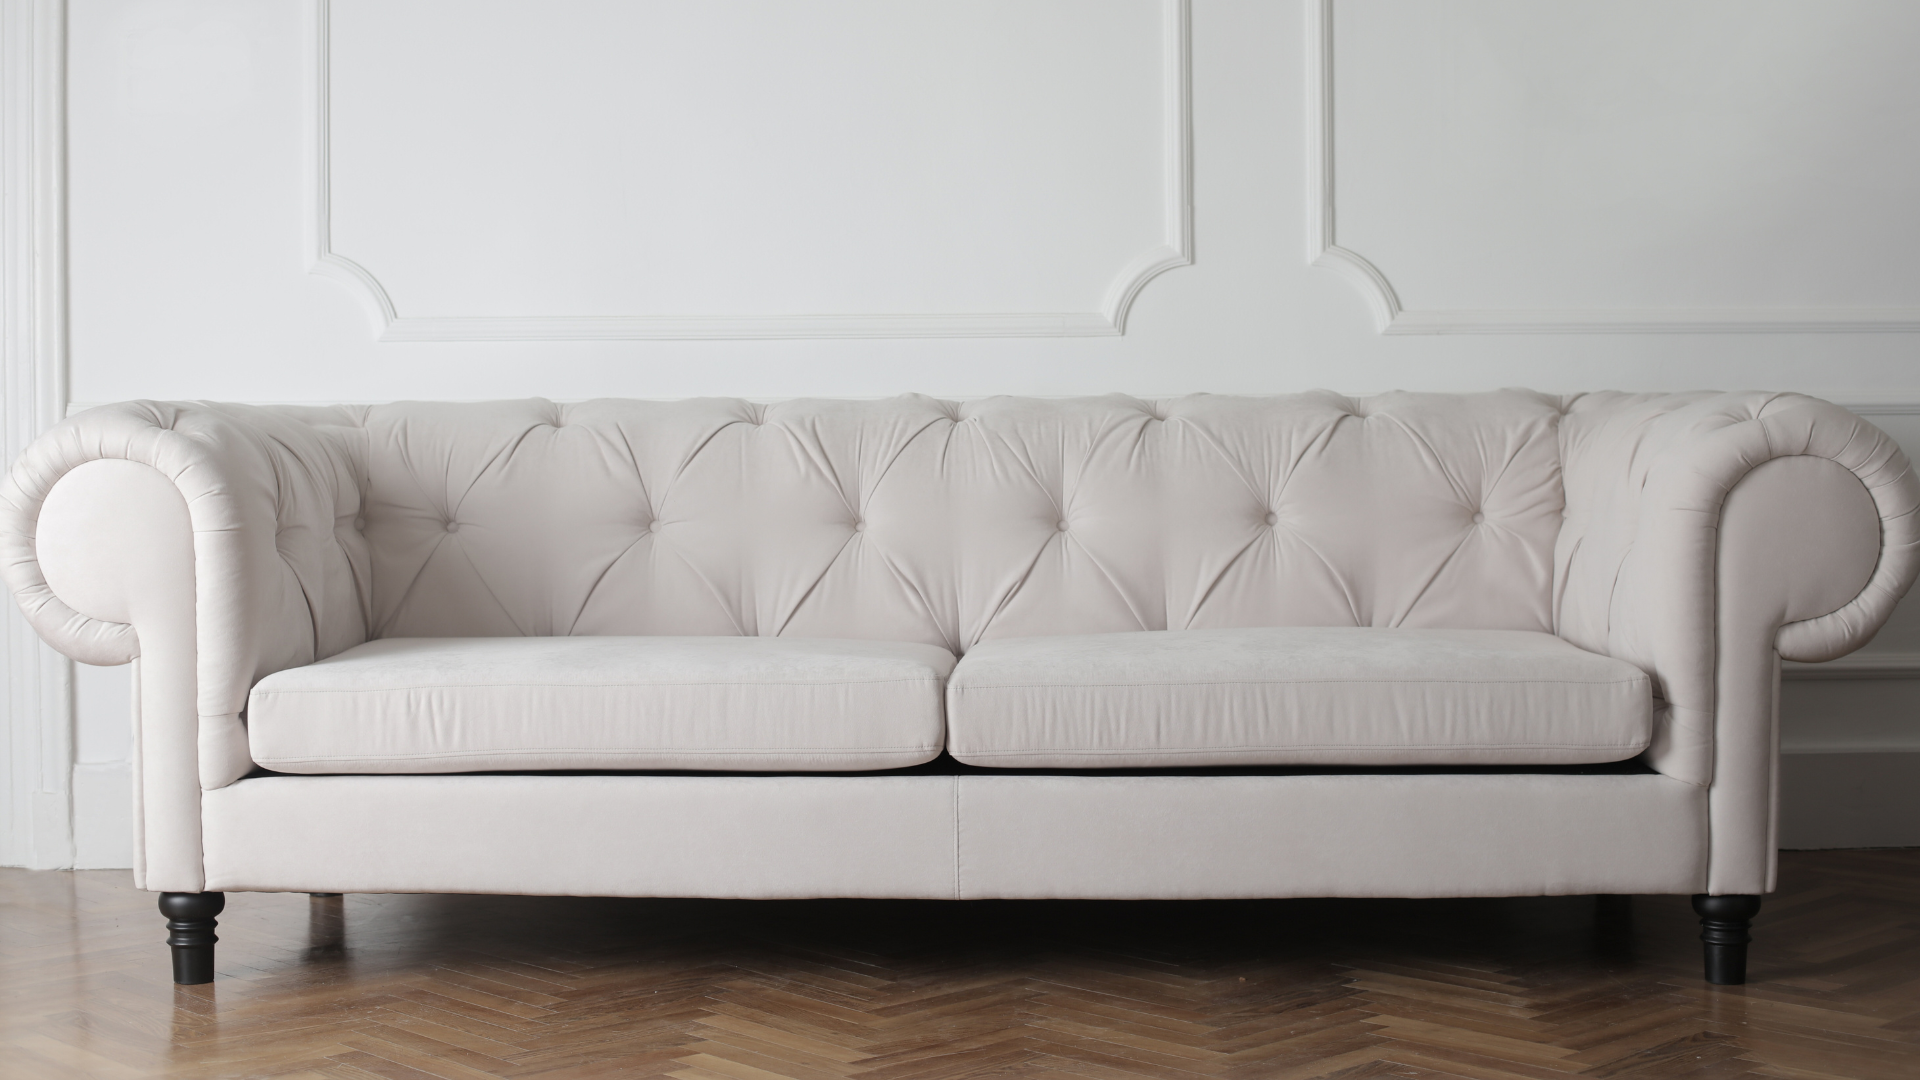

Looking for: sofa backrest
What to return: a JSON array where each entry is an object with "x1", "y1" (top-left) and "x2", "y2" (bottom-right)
[
  {"x1": 351, "y1": 391, "x2": 1569, "y2": 652},
  {"x1": 352, "y1": 390, "x2": 1572, "y2": 653}
]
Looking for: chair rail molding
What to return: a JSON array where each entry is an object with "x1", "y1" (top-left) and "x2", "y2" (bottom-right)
[
  {"x1": 1305, "y1": 0, "x2": 1920, "y2": 337},
  {"x1": 305, "y1": 0, "x2": 1193, "y2": 342},
  {"x1": 0, "y1": 0, "x2": 76, "y2": 870},
  {"x1": 1783, "y1": 652, "x2": 1920, "y2": 682}
]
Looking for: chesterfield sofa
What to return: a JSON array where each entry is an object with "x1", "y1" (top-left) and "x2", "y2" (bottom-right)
[{"x1": 4, "y1": 390, "x2": 1916, "y2": 987}]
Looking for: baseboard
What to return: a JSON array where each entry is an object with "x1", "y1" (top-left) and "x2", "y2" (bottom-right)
[
  {"x1": 70, "y1": 762, "x2": 133, "y2": 870},
  {"x1": 1779, "y1": 679, "x2": 1920, "y2": 847},
  {"x1": 1779, "y1": 751, "x2": 1920, "y2": 850}
]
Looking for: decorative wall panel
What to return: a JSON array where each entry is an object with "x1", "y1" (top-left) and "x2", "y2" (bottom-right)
[
  {"x1": 309, "y1": 0, "x2": 1191, "y2": 340},
  {"x1": 1309, "y1": 0, "x2": 1920, "y2": 334}
]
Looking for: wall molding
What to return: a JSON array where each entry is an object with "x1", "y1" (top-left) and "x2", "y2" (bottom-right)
[
  {"x1": 1784, "y1": 743, "x2": 1920, "y2": 755},
  {"x1": 1822, "y1": 394, "x2": 1920, "y2": 417},
  {"x1": 1783, "y1": 651, "x2": 1920, "y2": 681},
  {"x1": 1305, "y1": 0, "x2": 1920, "y2": 336},
  {"x1": 1, "y1": 0, "x2": 75, "y2": 870},
  {"x1": 70, "y1": 393, "x2": 1920, "y2": 419},
  {"x1": 1783, "y1": 651, "x2": 1920, "y2": 757},
  {"x1": 306, "y1": 0, "x2": 1192, "y2": 341}
]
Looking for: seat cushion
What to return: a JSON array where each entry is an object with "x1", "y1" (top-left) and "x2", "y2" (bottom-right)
[
  {"x1": 248, "y1": 636, "x2": 956, "y2": 774},
  {"x1": 946, "y1": 628, "x2": 1651, "y2": 768}
]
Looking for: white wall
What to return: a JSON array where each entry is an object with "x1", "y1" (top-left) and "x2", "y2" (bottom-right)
[{"x1": 9, "y1": 0, "x2": 1920, "y2": 866}]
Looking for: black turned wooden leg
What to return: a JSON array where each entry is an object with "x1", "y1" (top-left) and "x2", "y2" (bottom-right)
[
  {"x1": 1692, "y1": 894, "x2": 1762, "y2": 985},
  {"x1": 159, "y1": 892, "x2": 225, "y2": 985}
]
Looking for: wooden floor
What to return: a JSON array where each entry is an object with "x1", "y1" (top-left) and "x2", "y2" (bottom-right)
[{"x1": 2, "y1": 851, "x2": 1916, "y2": 1079}]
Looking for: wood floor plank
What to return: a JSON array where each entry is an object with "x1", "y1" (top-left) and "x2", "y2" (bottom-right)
[
  {"x1": 1, "y1": 851, "x2": 1916, "y2": 1078},
  {"x1": 692, "y1": 1013, "x2": 872, "y2": 1064}
]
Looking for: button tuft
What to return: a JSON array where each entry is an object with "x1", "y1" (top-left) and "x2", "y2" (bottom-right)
[
  {"x1": 444, "y1": 521, "x2": 460, "y2": 533},
  {"x1": 1056, "y1": 520, "x2": 1070, "y2": 532},
  {"x1": 1265, "y1": 512, "x2": 1278, "y2": 526},
  {"x1": 1472, "y1": 512, "x2": 1485, "y2": 525},
  {"x1": 852, "y1": 520, "x2": 865, "y2": 533},
  {"x1": 648, "y1": 519, "x2": 661, "y2": 534}
]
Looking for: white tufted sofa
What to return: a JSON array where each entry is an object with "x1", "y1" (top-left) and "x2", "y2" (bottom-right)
[{"x1": 4, "y1": 390, "x2": 1917, "y2": 985}]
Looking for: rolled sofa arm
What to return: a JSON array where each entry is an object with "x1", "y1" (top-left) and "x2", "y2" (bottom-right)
[
  {"x1": 1557, "y1": 392, "x2": 1920, "y2": 893},
  {"x1": 0, "y1": 402, "x2": 370, "y2": 890}
]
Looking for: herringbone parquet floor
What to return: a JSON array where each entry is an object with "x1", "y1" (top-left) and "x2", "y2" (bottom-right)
[{"x1": 2, "y1": 850, "x2": 1916, "y2": 1079}]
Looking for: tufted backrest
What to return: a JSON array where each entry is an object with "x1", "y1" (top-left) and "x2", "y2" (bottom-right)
[{"x1": 353, "y1": 391, "x2": 1568, "y2": 653}]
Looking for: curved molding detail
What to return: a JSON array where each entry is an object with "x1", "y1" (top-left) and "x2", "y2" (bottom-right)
[
  {"x1": 307, "y1": 0, "x2": 1192, "y2": 341},
  {"x1": 1311, "y1": 247, "x2": 1400, "y2": 333},
  {"x1": 1303, "y1": 0, "x2": 1401, "y2": 335},
  {"x1": 1306, "y1": 0, "x2": 1920, "y2": 336}
]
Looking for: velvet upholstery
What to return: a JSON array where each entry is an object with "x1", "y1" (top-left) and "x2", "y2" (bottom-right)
[
  {"x1": 250, "y1": 635, "x2": 955, "y2": 774},
  {"x1": 946, "y1": 627, "x2": 1651, "y2": 768},
  {"x1": 3, "y1": 391, "x2": 1913, "y2": 898}
]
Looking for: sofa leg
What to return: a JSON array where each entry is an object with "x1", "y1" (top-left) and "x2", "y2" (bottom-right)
[
  {"x1": 159, "y1": 892, "x2": 225, "y2": 985},
  {"x1": 1691, "y1": 894, "x2": 1761, "y2": 985}
]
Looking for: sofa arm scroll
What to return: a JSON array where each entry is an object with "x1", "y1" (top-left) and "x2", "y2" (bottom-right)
[
  {"x1": 1559, "y1": 392, "x2": 1920, "y2": 893},
  {"x1": 0, "y1": 402, "x2": 371, "y2": 889},
  {"x1": 1560, "y1": 394, "x2": 1920, "y2": 771}
]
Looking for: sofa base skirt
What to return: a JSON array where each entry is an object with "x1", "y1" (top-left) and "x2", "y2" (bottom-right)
[{"x1": 199, "y1": 772, "x2": 1707, "y2": 899}]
